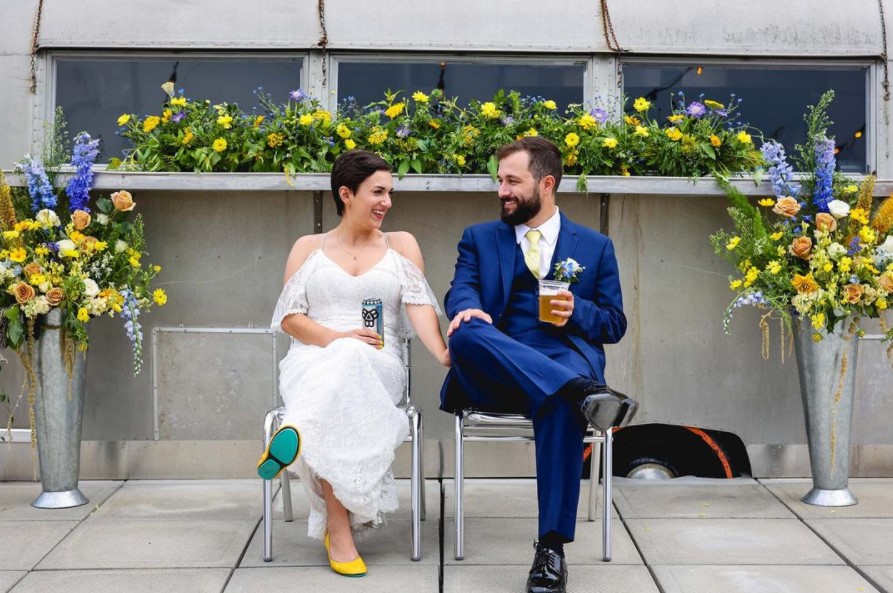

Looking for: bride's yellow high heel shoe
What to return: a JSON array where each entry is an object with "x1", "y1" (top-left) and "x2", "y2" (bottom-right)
[{"x1": 324, "y1": 532, "x2": 367, "y2": 577}]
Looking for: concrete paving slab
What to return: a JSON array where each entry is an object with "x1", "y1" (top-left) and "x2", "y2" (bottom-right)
[
  {"x1": 8, "y1": 568, "x2": 230, "y2": 593},
  {"x1": 862, "y1": 566, "x2": 893, "y2": 593},
  {"x1": 652, "y1": 565, "x2": 882, "y2": 593},
  {"x1": 91, "y1": 479, "x2": 262, "y2": 520},
  {"x1": 444, "y1": 517, "x2": 642, "y2": 565},
  {"x1": 240, "y1": 516, "x2": 439, "y2": 567},
  {"x1": 762, "y1": 478, "x2": 893, "y2": 519},
  {"x1": 0, "y1": 482, "x2": 122, "y2": 521},
  {"x1": 808, "y1": 519, "x2": 893, "y2": 565},
  {"x1": 444, "y1": 564, "x2": 659, "y2": 593},
  {"x1": 626, "y1": 519, "x2": 845, "y2": 566},
  {"x1": 272, "y1": 478, "x2": 440, "y2": 520},
  {"x1": 443, "y1": 478, "x2": 618, "y2": 519},
  {"x1": 36, "y1": 519, "x2": 257, "y2": 569},
  {"x1": 613, "y1": 478, "x2": 795, "y2": 519},
  {"x1": 224, "y1": 565, "x2": 439, "y2": 593},
  {"x1": 0, "y1": 572, "x2": 24, "y2": 593},
  {"x1": 0, "y1": 521, "x2": 79, "y2": 570}
]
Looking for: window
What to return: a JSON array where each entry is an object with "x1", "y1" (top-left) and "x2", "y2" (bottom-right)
[
  {"x1": 337, "y1": 59, "x2": 586, "y2": 111},
  {"x1": 622, "y1": 63, "x2": 870, "y2": 173},
  {"x1": 54, "y1": 56, "x2": 303, "y2": 162}
]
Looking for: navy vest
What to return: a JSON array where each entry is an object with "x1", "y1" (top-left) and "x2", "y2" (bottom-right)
[{"x1": 499, "y1": 243, "x2": 546, "y2": 337}]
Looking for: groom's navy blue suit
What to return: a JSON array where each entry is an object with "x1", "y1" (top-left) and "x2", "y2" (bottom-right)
[{"x1": 441, "y1": 211, "x2": 626, "y2": 541}]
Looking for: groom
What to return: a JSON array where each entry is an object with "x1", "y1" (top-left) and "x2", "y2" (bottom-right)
[{"x1": 440, "y1": 137, "x2": 637, "y2": 593}]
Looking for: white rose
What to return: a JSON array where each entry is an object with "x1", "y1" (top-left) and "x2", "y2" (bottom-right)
[
  {"x1": 96, "y1": 213, "x2": 109, "y2": 225},
  {"x1": 827, "y1": 242, "x2": 846, "y2": 260},
  {"x1": 827, "y1": 200, "x2": 851, "y2": 219},
  {"x1": 115, "y1": 240, "x2": 128, "y2": 253},
  {"x1": 83, "y1": 278, "x2": 100, "y2": 297},
  {"x1": 879, "y1": 236, "x2": 893, "y2": 255},
  {"x1": 56, "y1": 239, "x2": 77, "y2": 257},
  {"x1": 36, "y1": 209, "x2": 62, "y2": 227}
]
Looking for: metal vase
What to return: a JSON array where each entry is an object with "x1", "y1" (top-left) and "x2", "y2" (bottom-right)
[
  {"x1": 792, "y1": 316, "x2": 859, "y2": 507},
  {"x1": 31, "y1": 308, "x2": 89, "y2": 509}
]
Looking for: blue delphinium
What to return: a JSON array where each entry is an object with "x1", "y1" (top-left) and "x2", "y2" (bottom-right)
[
  {"x1": 17, "y1": 156, "x2": 57, "y2": 212},
  {"x1": 761, "y1": 140, "x2": 801, "y2": 199},
  {"x1": 120, "y1": 289, "x2": 144, "y2": 374},
  {"x1": 65, "y1": 132, "x2": 100, "y2": 213},
  {"x1": 813, "y1": 137, "x2": 835, "y2": 212}
]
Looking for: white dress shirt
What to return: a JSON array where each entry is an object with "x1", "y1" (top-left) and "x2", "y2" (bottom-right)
[{"x1": 515, "y1": 207, "x2": 561, "y2": 280}]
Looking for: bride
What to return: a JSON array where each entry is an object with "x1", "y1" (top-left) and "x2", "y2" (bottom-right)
[{"x1": 260, "y1": 149, "x2": 450, "y2": 577}]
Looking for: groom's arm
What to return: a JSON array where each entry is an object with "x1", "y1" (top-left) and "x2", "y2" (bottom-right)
[
  {"x1": 567, "y1": 237, "x2": 627, "y2": 344},
  {"x1": 444, "y1": 226, "x2": 486, "y2": 319}
]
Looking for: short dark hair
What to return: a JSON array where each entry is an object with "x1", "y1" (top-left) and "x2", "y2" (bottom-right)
[
  {"x1": 330, "y1": 150, "x2": 392, "y2": 216},
  {"x1": 495, "y1": 136, "x2": 563, "y2": 190}
]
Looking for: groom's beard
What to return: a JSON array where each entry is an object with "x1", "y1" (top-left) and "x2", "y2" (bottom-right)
[{"x1": 500, "y1": 185, "x2": 542, "y2": 226}]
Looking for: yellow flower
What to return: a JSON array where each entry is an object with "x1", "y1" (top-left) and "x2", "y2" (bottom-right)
[
  {"x1": 385, "y1": 103, "x2": 405, "y2": 119},
  {"x1": 878, "y1": 298, "x2": 888, "y2": 310},
  {"x1": 843, "y1": 184, "x2": 859, "y2": 194},
  {"x1": 633, "y1": 97, "x2": 651, "y2": 112},
  {"x1": 736, "y1": 131, "x2": 752, "y2": 144},
  {"x1": 455, "y1": 155, "x2": 466, "y2": 167},
  {"x1": 765, "y1": 260, "x2": 782, "y2": 275},
  {"x1": 153, "y1": 265, "x2": 162, "y2": 273},
  {"x1": 298, "y1": 114, "x2": 314, "y2": 126},
  {"x1": 542, "y1": 100, "x2": 557, "y2": 110},
  {"x1": 602, "y1": 137, "x2": 618, "y2": 149},
  {"x1": 743, "y1": 266, "x2": 760, "y2": 287},
  {"x1": 129, "y1": 255, "x2": 141, "y2": 268},
  {"x1": 859, "y1": 226, "x2": 877, "y2": 244},
  {"x1": 69, "y1": 231, "x2": 85, "y2": 243},
  {"x1": 710, "y1": 135, "x2": 722, "y2": 148},
  {"x1": 253, "y1": 115, "x2": 265, "y2": 128},
  {"x1": 428, "y1": 119, "x2": 441, "y2": 130},
  {"x1": 813, "y1": 333, "x2": 823, "y2": 343},
  {"x1": 564, "y1": 132, "x2": 581, "y2": 148},
  {"x1": 823, "y1": 262, "x2": 833, "y2": 272},
  {"x1": 792, "y1": 273, "x2": 819, "y2": 294},
  {"x1": 620, "y1": 164, "x2": 630, "y2": 176},
  {"x1": 29, "y1": 273, "x2": 46, "y2": 285},
  {"x1": 9, "y1": 247, "x2": 26, "y2": 262},
  {"x1": 216, "y1": 114, "x2": 233, "y2": 129},
  {"x1": 811, "y1": 312, "x2": 826, "y2": 329},
  {"x1": 522, "y1": 128, "x2": 538, "y2": 138},
  {"x1": 142, "y1": 116, "x2": 161, "y2": 133},
  {"x1": 368, "y1": 127, "x2": 388, "y2": 145},
  {"x1": 839, "y1": 256, "x2": 853, "y2": 273},
  {"x1": 34, "y1": 246, "x2": 49, "y2": 256},
  {"x1": 729, "y1": 279, "x2": 743, "y2": 290},
  {"x1": 726, "y1": 236, "x2": 741, "y2": 250},
  {"x1": 336, "y1": 124, "x2": 352, "y2": 139},
  {"x1": 77, "y1": 307, "x2": 89, "y2": 323},
  {"x1": 161, "y1": 109, "x2": 172, "y2": 124},
  {"x1": 182, "y1": 130, "x2": 194, "y2": 145},
  {"x1": 704, "y1": 100, "x2": 725, "y2": 110},
  {"x1": 170, "y1": 97, "x2": 186, "y2": 108},
  {"x1": 480, "y1": 102, "x2": 500, "y2": 119},
  {"x1": 634, "y1": 125, "x2": 649, "y2": 138},
  {"x1": 313, "y1": 109, "x2": 332, "y2": 125},
  {"x1": 153, "y1": 288, "x2": 168, "y2": 306},
  {"x1": 267, "y1": 132, "x2": 284, "y2": 148},
  {"x1": 665, "y1": 127, "x2": 683, "y2": 141},
  {"x1": 579, "y1": 113, "x2": 597, "y2": 130},
  {"x1": 412, "y1": 91, "x2": 429, "y2": 103},
  {"x1": 212, "y1": 138, "x2": 227, "y2": 152},
  {"x1": 624, "y1": 115, "x2": 640, "y2": 126},
  {"x1": 564, "y1": 151, "x2": 578, "y2": 167},
  {"x1": 770, "y1": 231, "x2": 784, "y2": 241},
  {"x1": 850, "y1": 208, "x2": 869, "y2": 224},
  {"x1": 668, "y1": 114, "x2": 684, "y2": 123},
  {"x1": 117, "y1": 114, "x2": 131, "y2": 126},
  {"x1": 2, "y1": 230, "x2": 19, "y2": 240},
  {"x1": 759, "y1": 198, "x2": 775, "y2": 207},
  {"x1": 344, "y1": 139, "x2": 357, "y2": 150}
]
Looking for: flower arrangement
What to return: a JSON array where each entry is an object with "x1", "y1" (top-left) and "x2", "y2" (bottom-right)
[
  {"x1": 710, "y1": 91, "x2": 893, "y2": 351},
  {"x1": 553, "y1": 258, "x2": 585, "y2": 284},
  {"x1": 114, "y1": 84, "x2": 764, "y2": 185}
]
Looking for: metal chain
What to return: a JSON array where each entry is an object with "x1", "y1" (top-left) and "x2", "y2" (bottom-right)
[
  {"x1": 879, "y1": 0, "x2": 890, "y2": 101},
  {"x1": 29, "y1": 0, "x2": 45, "y2": 94},
  {"x1": 317, "y1": 0, "x2": 329, "y2": 86},
  {"x1": 600, "y1": 0, "x2": 626, "y2": 54}
]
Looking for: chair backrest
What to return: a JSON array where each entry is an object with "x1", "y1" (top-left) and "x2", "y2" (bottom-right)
[{"x1": 400, "y1": 337, "x2": 412, "y2": 408}]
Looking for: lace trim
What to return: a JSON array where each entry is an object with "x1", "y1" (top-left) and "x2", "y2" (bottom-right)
[
  {"x1": 391, "y1": 250, "x2": 443, "y2": 338},
  {"x1": 270, "y1": 250, "x2": 321, "y2": 331}
]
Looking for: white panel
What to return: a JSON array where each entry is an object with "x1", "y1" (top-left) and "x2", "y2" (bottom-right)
[
  {"x1": 0, "y1": 0, "x2": 40, "y2": 54},
  {"x1": 0, "y1": 55, "x2": 34, "y2": 166}
]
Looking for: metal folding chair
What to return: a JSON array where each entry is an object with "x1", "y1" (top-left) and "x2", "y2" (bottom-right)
[
  {"x1": 453, "y1": 409, "x2": 612, "y2": 561},
  {"x1": 262, "y1": 337, "x2": 426, "y2": 561}
]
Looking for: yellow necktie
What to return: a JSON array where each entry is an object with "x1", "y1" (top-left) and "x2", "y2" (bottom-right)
[{"x1": 525, "y1": 229, "x2": 542, "y2": 279}]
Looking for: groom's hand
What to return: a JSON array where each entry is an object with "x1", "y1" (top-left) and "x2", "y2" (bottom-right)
[
  {"x1": 447, "y1": 308, "x2": 492, "y2": 336},
  {"x1": 549, "y1": 290, "x2": 574, "y2": 327}
]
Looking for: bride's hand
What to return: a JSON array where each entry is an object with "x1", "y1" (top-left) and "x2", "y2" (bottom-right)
[
  {"x1": 340, "y1": 328, "x2": 383, "y2": 348},
  {"x1": 438, "y1": 348, "x2": 451, "y2": 368}
]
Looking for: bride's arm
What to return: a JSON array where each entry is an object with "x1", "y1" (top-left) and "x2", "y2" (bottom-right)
[{"x1": 390, "y1": 232, "x2": 451, "y2": 367}]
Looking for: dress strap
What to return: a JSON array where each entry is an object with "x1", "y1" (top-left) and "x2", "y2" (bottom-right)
[
  {"x1": 383, "y1": 233, "x2": 391, "y2": 249},
  {"x1": 320, "y1": 232, "x2": 330, "y2": 249}
]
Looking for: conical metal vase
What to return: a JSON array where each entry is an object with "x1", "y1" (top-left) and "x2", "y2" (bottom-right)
[
  {"x1": 792, "y1": 317, "x2": 859, "y2": 507},
  {"x1": 30, "y1": 308, "x2": 89, "y2": 509}
]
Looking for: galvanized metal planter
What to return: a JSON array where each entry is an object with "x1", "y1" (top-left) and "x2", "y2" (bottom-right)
[
  {"x1": 31, "y1": 308, "x2": 89, "y2": 509},
  {"x1": 793, "y1": 316, "x2": 859, "y2": 507}
]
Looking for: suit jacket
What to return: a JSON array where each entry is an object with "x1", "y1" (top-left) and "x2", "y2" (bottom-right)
[{"x1": 441, "y1": 212, "x2": 626, "y2": 410}]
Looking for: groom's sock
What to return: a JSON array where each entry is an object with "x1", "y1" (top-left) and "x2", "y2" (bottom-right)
[
  {"x1": 540, "y1": 531, "x2": 566, "y2": 557},
  {"x1": 553, "y1": 377, "x2": 596, "y2": 404}
]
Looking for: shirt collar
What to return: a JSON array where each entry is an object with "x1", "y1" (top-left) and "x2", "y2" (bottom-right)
[{"x1": 515, "y1": 207, "x2": 561, "y2": 246}]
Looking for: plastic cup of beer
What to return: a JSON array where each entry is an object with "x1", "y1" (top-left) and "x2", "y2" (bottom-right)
[{"x1": 538, "y1": 279, "x2": 570, "y2": 324}]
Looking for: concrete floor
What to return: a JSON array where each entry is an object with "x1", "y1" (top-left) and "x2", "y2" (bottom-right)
[{"x1": 1, "y1": 477, "x2": 892, "y2": 593}]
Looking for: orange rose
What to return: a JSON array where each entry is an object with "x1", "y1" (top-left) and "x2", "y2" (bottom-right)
[
  {"x1": 111, "y1": 190, "x2": 135, "y2": 212},
  {"x1": 81, "y1": 236, "x2": 99, "y2": 251},
  {"x1": 23, "y1": 262, "x2": 42, "y2": 279},
  {"x1": 772, "y1": 196, "x2": 801, "y2": 218},
  {"x1": 791, "y1": 236, "x2": 813, "y2": 260},
  {"x1": 13, "y1": 282, "x2": 35, "y2": 304},
  {"x1": 815, "y1": 212, "x2": 837, "y2": 233},
  {"x1": 71, "y1": 209, "x2": 92, "y2": 230},
  {"x1": 878, "y1": 272, "x2": 893, "y2": 294},
  {"x1": 45, "y1": 287, "x2": 65, "y2": 306},
  {"x1": 844, "y1": 283, "x2": 864, "y2": 304}
]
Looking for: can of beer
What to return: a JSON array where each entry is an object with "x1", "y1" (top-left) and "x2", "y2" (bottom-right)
[{"x1": 361, "y1": 298, "x2": 383, "y2": 348}]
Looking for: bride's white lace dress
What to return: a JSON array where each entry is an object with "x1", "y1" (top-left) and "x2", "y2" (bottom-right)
[{"x1": 270, "y1": 244, "x2": 439, "y2": 539}]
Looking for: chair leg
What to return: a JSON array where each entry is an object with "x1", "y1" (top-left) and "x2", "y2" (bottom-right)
[
  {"x1": 280, "y1": 470, "x2": 294, "y2": 522},
  {"x1": 410, "y1": 409, "x2": 422, "y2": 561},
  {"x1": 588, "y1": 440, "x2": 601, "y2": 521},
  {"x1": 262, "y1": 410, "x2": 277, "y2": 562},
  {"x1": 418, "y1": 412, "x2": 427, "y2": 522},
  {"x1": 454, "y1": 413, "x2": 465, "y2": 560},
  {"x1": 602, "y1": 428, "x2": 613, "y2": 562}
]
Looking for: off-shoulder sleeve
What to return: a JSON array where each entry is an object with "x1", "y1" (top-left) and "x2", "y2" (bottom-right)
[
  {"x1": 270, "y1": 250, "x2": 320, "y2": 332},
  {"x1": 393, "y1": 250, "x2": 443, "y2": 338}
]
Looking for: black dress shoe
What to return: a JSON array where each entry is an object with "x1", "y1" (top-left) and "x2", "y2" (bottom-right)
[
  {"x1": 579, "y1": 383, "x2": 639, "y2": 431},
  {"x1": 527, "y1": 542, "x2": 567, "y2": 593}
]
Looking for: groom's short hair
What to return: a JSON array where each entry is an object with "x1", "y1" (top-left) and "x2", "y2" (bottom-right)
[
  {"x1": 496, "y1": 137, "x2": 563, "y2": 190},
  {"x1": 331, "y1": 150, "x2": 392, "y2": 216}
]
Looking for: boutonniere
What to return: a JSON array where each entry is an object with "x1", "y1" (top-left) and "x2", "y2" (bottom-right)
[{"x1": 553, "y1": 258, "x2": 585, "y2": 284}]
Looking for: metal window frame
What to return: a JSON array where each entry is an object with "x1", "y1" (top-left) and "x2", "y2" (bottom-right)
[{"x1": 618, "y1": 56, "x2": 877, "y2": 173}]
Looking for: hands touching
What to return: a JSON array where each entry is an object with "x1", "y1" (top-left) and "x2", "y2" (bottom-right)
[{"x1": 447, "y1": 308, "x2": 493, "y2": 337}]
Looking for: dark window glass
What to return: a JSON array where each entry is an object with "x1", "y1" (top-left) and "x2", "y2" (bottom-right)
[
  {"x1": 338, "y1": 61, "x2": 585, "y2": 110},
  {"x1": 622, "y1": 64, "x2": 869, "y2": 173},
  {"x1": 55, "y1": 57, "x2": 302, "y2": 161}
]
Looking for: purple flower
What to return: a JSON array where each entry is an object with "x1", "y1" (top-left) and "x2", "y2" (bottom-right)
[
  {"x1": 813, "y1": 137, "x2": 835, "y2": 212},
  {"x1": 713, "y1": 109, "x2": 728, "y2": 117},
  {"x1": 761, "y1": 140, "x2": 801, "y2": 199},
  {"x1": 289, "y1": 89, "x2": 306, "y2": 101},
  {"x1": 502, "y1": 116, "x2": 515, "y2": 126},
  {"x1": 120, "y1": 289, "x2": 145, "y2": 374},
  {"x1": 686, "y1": 101, "x2": 707, "y2": 118},
  {"x1": 396, "y1": 125, "x2": 410, "y2": 138},
  {"x1": 171, "y1": 111, "x2": 185, "y2": 123},
  {"x1": 65, "y1": 132, "x2": 100, "y2": 213},
  {"x1": 591, "y1": 108, "x2": 609, "y2": 124},
  {"x1": 16, "y1": 156, "x2": 56, "y2": 213}
]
